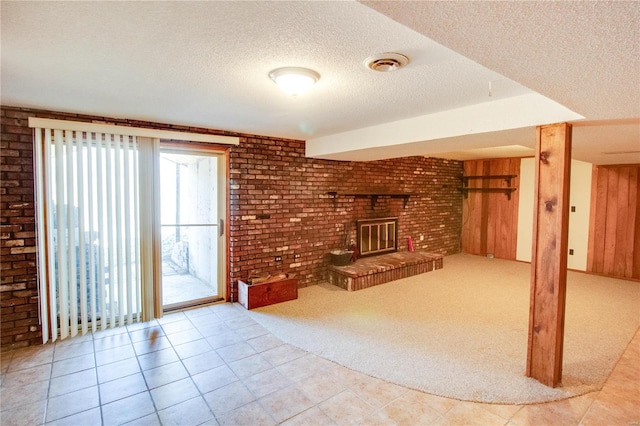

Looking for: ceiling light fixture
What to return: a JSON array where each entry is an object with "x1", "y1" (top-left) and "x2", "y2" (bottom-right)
[
  {"x1": 364, "y1": 52, "x2": 409, "y2": 72},
  {"x1": 269, "y1": 67, "x2": 320, "y2": 96}
]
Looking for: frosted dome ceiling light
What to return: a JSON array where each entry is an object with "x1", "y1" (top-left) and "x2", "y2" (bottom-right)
[
  {"x1": 364, "y1": 52, "x2": 410, "y2": 72},
  {"x1": 269, "y1": 67, "x2": 320, "y2": 96}
]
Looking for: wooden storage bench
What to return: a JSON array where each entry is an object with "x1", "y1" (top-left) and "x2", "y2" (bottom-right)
[{"x1": 237, "y1": 278, "x2": 298, "y2": 310}]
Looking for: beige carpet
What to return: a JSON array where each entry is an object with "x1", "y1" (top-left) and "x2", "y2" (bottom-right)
[{"x1": 245, "y1": 253, "x2": 640, "y2": 404}]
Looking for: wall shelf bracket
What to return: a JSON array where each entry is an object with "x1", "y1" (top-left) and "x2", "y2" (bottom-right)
[
  {"x1": 460, "y1": 174, "x2": 518, "y2": 200},
  {"x1": 326, "y1": 191, "x2": 413, "y2": 209}
]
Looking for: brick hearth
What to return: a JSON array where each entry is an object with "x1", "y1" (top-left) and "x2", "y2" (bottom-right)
[{"x1": 326, "y1": 251, "x2": 443, "y2": 291}]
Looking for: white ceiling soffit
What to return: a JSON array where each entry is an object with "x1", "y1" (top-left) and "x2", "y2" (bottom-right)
[
  {"x1": 314, "y1": 127, "x2": 536, "y2": 162},
  {"x1": 436, "y1": 145, "x2": 535, "y2": 162},
  {"x1": 571, "y1": 119, "x2": 640, "y2": 165},
  {"x1": 306, "y1": 93, "x2": 582, "y2": 160}
]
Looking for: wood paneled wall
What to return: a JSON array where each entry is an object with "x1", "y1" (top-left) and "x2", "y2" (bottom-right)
[
  {"x1": 461, "y1": 159, "x2": 521, "y2": 259},
  {"x1": 587, "y1": 164, "x2": 640, "y2": 279}
]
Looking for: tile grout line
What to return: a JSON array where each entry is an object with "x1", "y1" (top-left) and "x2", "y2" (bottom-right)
[
  {"x1": 213, "y1": 307, "x2": 279, "y2": 425},
  {"x1": 42, "y1": 339, "x2": 60, "y2": 425},
  {"x1": 216, "y1": 305, "x2": 325, "y2": 424},
  {"x1": 90, "y1": 332, "x2": 104, "y2": 426},
  {"x1": 169, "y1": 306, "x2": 260, "y2": 424},
  {"x1": 128, "y1": 319, "x2": 163, "y2": 425},
  {"x1": 188, "y1": 307, "x2": 238, "y2": 425}
]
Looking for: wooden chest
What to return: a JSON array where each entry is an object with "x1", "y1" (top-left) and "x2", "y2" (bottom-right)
[{"x1": 237, "y1": 278, "x2": 298, "y2": 310}]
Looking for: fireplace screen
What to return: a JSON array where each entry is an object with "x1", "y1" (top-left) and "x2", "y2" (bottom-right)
[{"x1": 357, "y1": 217, "x2": 398, "y2": 257}]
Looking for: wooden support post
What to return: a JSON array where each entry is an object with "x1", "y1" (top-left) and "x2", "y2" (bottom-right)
[{"x1": 526, "y1": 123, "x2": 572, "y2": 387}]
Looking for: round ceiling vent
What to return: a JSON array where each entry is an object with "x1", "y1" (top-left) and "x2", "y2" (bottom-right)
[{"x1": 364, "y1": 52, "x2": 409, "y2": 72}]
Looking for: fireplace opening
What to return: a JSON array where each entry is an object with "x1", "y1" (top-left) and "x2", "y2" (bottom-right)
[{"x1": 357, "y1": 217, "x2": 398, "y2": 257}]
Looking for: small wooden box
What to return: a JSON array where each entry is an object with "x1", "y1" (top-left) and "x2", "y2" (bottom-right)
[{"x1": 237, "y1": 278, "x2": 298, "y2": 310}]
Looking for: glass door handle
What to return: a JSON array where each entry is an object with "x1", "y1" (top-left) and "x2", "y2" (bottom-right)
[{"x1": 219, "y1": 219, "x2": 224, "y2": 237}]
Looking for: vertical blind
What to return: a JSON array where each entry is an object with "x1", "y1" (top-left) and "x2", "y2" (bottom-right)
[
  {"x1": 31, "y1": 117, "x2": 237, "y2": 343},
  {"x1": 34, "y1": 127, "x2": 142, "y2": 342}
]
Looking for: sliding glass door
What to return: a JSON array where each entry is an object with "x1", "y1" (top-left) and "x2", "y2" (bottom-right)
[
  {"x1": 32, "y1": 118, "x2": 237, "y2": 343},
  {"x1": 159, "y1": 148, "x2": 225, "y2": 310}
]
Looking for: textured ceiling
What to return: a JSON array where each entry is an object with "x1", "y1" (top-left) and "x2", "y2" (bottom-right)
[
  {"x1": 364, "y1": 1, "x2": 640, "y2": 119},
  {"x1": 1, "y1": 1, "x2": 638, "y2": 165},
  {"x1": 360, "y1": 0, "x2": 640, "y2": 164}
]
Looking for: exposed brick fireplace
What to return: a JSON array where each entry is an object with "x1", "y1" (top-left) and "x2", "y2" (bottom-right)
[
  {"x1": 357, "y1": 217, "x2": 398, "y2": 257},
  {"x1": 329, "y1": 216, "x2": 444, "y2": 292}
]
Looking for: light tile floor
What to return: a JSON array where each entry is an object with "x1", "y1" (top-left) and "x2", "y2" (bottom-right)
[{"x1": 1, "y1": 303, "x2": 638, "y2": 425}]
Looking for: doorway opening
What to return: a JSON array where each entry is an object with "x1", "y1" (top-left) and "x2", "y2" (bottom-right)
[{"x1": 159, "y1": 148, "x2": 226, "y2": 311}]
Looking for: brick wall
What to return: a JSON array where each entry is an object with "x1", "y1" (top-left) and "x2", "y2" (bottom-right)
[
  {"x1": 1, "y1": 108, "x2": 40, "y2": 349},
  {"x1": 0, "y1": 105, "x2": 463, "y2": 350},
  {"x1": 228, "y1": 137, "x2": 463, "y2": 300}
]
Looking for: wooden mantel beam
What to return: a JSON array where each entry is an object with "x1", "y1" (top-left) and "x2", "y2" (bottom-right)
[{"x1": 526, "y1": 123, "x2": 572, "y2": 387}]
